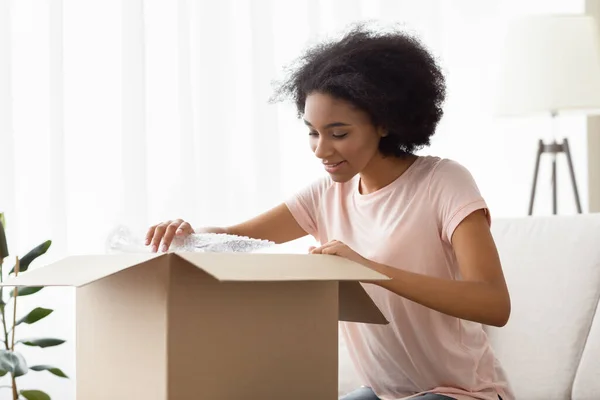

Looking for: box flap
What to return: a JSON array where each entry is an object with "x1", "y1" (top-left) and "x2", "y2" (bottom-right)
[
  {"x1": 0, "y1": 253, "x2": 161, "y2": 287},
  {"x1": 174, "y1": 252, "x2": 390, "y2": 282},
  {"x1": 339, "y1": 282, "x2": 388, "y2": 324}
]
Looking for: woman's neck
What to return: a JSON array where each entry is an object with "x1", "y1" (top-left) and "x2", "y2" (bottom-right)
[{"x1": 359, "y1": 154, "x2": 418, "y2": 195}]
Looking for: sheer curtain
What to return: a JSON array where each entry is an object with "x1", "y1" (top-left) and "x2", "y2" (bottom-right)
[{"x1": 0, "y1": 0, "x2": 585, "y2": 398}]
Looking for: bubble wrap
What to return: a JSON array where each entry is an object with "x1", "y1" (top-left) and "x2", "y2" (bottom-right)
[{"x1": 106, "y1": 225, "x2": 274, "y2": 254}]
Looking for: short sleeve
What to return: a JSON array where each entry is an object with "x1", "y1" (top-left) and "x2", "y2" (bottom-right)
[
  {"x1": 428, "y1": 159, "x2": 491, "y2": 244},
  {"x1": 284, "y1": 176, "x2": 333, "y2": 242}
]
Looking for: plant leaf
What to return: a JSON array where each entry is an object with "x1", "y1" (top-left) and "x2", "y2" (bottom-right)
[
  {"x1": 0, "y1": 350, "x2": 28, "y2": 377},
  {"x1": 16, "y1": 307, "x2": 53, "y2": 326},
  {"x1": 10, "y1": 286, "x2": 43, "y2": 297},
  {"x1": 10, "y1": 240, "x2": 51, "y2": 274},
  {"x1": 20, "y1": 390, "x2": 51, "y2": 400},
  {"x1": 0, "y1": 370, "x2": 6, "y2": 377},
  {"x1": 30, "y1": 365, "x2": 68, "y2": 378},
  {"x1": 17, "y1": 338, "x2": 65, "y2": 348},
  {"x1": 0, "y1": 213, "x2": 8, "y2": 260}
]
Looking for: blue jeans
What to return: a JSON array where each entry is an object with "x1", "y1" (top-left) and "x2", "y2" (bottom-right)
[
  {"x1": 340, "y1": 387, "x2": 503, "y2": 400},
  {"x1": 339, "y1": 387, "x2": 456, "y2": 400}
]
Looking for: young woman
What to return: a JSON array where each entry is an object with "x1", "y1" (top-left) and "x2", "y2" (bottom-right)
[{"x1": 146, "y1": 25, "x2": 513, "y2": 400}]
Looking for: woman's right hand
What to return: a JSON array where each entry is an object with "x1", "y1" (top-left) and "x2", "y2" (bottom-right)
[
  {"x1": 145, "y1": 203, "x2": 309, "y2": 252},
  {"x1": 146, "y1": 219, "x2": 194, "y2": 253}
]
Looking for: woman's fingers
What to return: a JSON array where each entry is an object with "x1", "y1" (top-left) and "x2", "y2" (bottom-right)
[
  {"x1": 149, "y1": 221, "x2": 170, "y2": 252},
  {"x1": 146, "y1": 219, "x2": 196, "y2": 252},
  {"x1": 145, "y1": 225, "x2": 157, "y2": 246},
  {"x1": 160, "y1": 219, "x2": 185, "y2": 252},
  {"x1": 320, "y1": 245, "x2": 340, "y2": 255},
  {"x1": 177, "y1": 221, "x2": 193, "y2": 235},
  {"x1": 309, "y1": 240, "x2": 339, "y2": 254}
]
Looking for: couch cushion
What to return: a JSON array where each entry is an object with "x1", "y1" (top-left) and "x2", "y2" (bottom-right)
[
  {"x1": 487, "y1": 214, "x2": 600, "y2": 399},
  {"x1": 572, "y1": 298, "x2": 600, "y2": 399}
]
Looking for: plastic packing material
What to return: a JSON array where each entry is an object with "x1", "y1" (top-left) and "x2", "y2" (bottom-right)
[{"x1": 105, "y1": 225, "x2": 274, "y2": 254}]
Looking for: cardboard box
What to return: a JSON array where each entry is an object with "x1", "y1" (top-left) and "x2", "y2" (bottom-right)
[{"x1": 1, "y1": 252, "x2": 390, "y2": 399}]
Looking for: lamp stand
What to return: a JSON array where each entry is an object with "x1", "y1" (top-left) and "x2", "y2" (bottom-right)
[{"x1": 528, "y1": 137, "x2": 582, "y2": 215}]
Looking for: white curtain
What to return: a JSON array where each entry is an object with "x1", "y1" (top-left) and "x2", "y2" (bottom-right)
[{"x1": 0, "y1": 0, "x2": 586, "y2": 398}]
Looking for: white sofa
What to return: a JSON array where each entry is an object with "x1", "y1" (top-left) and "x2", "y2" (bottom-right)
[{"x1": 338, "y1": 214, "x2": 600, "y2": 399}]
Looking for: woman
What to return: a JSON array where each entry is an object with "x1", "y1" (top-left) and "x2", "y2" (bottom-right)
[{"x1": 146, "y1": 24, "x2": 513, "y2": 400}]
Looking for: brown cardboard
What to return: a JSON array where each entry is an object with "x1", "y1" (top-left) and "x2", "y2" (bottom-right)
[{"x1": 1, "y1": 252, "x2": 390, "y2": 399}]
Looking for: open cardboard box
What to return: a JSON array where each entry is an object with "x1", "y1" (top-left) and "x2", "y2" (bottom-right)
[{"x1": 1, "y1": 252, "x2": 390, "y2": 399}]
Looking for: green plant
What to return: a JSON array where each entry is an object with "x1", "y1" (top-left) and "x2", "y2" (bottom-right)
[{"x1": 0, "y1": 213, "x2": 68, "y2": 400}]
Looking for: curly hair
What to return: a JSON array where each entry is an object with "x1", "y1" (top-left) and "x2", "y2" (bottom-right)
[{"x1": 271, "y1": 23, "x2": 446, "y2": 157}]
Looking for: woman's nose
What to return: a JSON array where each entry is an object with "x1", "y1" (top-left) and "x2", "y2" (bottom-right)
[{"x1": 313, "y1": 137, "x2": 333, "y2": 159}]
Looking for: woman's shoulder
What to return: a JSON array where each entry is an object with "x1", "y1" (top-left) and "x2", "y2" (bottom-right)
[
  {"x1": 412, "y1": 156, "x2": 477, "y2": 187},
  {"x1": 415, "y1": 155, "x2": 468, "y2": 173}
]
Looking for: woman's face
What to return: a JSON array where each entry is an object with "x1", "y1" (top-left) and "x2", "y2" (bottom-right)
[{"x1": 304, "y1": 92, "x2": 385, "y2": 182}]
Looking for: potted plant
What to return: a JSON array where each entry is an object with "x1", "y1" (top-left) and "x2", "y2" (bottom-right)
[{"x1": 0, "y1": 213, "x2": 68, "y2": 400}]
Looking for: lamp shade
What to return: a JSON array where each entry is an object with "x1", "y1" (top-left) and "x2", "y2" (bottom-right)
[{"x1": 495, "y1": 14, "x2": 600, "y2": 117}]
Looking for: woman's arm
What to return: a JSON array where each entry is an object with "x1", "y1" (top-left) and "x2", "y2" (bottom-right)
[
  {"x1": 147, "y1": 203, "x2": 308, "y2": 252},
  {"x1": 224, "y1": 203, "x2": 308, "y2": 244},
  {"x1": 366, "y1": 209, "x2": 511, "y2": 327}
]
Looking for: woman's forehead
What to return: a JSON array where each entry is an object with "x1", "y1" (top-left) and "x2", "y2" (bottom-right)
[{"x1": 304, "y1": 93, "x2": 369, "y2": 125}]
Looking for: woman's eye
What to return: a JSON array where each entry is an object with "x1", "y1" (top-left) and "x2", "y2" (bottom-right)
[
  {"x1": 332, "y1": 132, "x2": 348, "y2": 138},
  {"x1": 308, "y1": 131, "x2": 319, "y2": 136}
]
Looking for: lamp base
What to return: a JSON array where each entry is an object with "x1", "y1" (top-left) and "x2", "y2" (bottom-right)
[{"x1": 528, "y1": 138, "x2": 582, "y2": 215}]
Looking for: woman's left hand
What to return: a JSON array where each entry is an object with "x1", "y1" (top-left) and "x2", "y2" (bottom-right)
[{"x1": 309, "y1": 240, "x2": 369, "y2": 267}]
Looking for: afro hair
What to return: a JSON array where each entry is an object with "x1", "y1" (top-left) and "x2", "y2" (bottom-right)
[{"x1": 272, "y1": 23, "x2": 446, "y2": 157}]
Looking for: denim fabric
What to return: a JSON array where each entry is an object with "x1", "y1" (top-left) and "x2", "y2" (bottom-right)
[{"x1": 339, "y1": 387, "x2": 456, "y2": 400}]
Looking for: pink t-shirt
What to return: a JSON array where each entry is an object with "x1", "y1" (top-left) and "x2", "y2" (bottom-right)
[{"x1": 285, "y1": 156, "x2": 514, "y2": 400}]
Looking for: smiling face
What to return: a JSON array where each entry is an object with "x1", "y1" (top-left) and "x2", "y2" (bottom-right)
[{"x1": 304, "y1": 92, "x2": 387, "y2": 183}]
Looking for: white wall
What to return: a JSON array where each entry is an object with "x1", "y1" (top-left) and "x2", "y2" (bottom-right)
[{"x1": 420, "y1": 0, "x2": 588, "y2": 218}]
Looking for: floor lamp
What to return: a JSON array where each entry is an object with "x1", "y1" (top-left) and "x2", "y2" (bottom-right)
[{"x1": 495, "y1": 14, "x2": 600, "y2": 215}]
